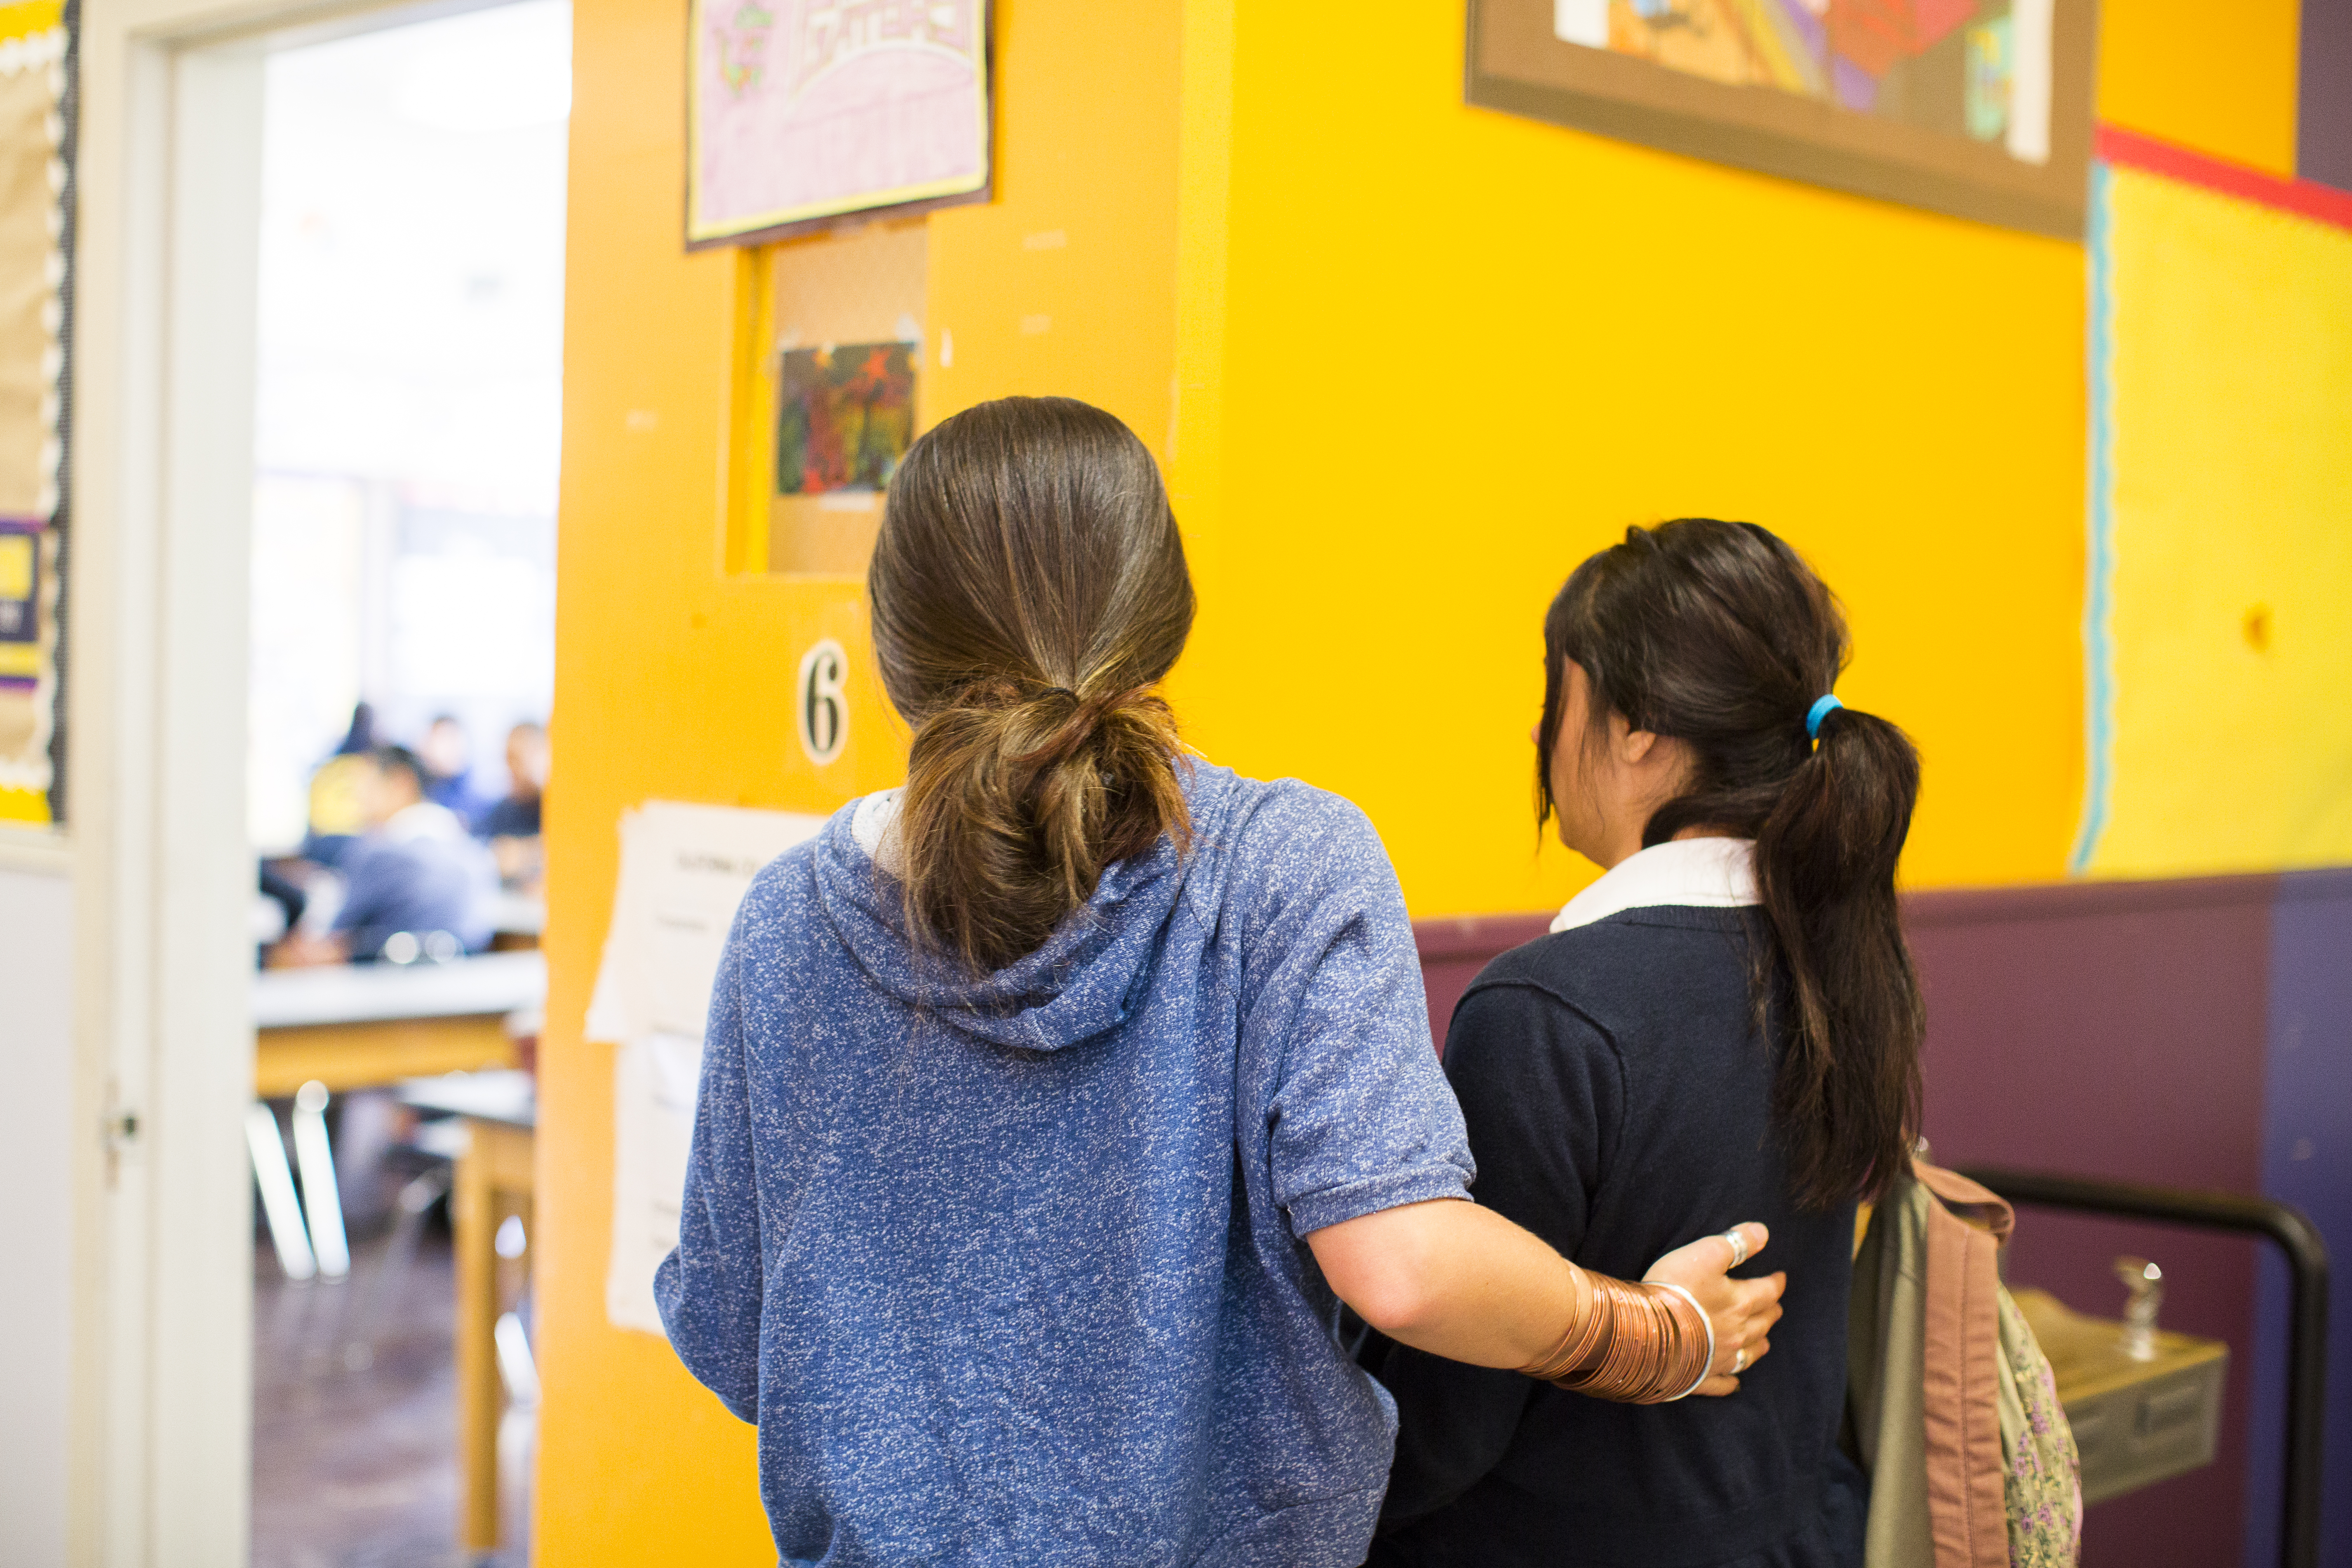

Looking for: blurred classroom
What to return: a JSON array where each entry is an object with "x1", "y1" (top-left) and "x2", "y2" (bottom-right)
[
  {"x1": 1, "y1": 1, "x2": 2350, "y2": 1566},
  {"x1": 243, "y1": 7, "x2": 563, "y2": 1565}
]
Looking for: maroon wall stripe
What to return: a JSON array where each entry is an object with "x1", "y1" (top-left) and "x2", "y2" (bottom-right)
[
  {"x1": 1414, "y1": 911, "x2": 1552, "y2": 1049},
  {"x1": 1908, "y1": 879, "x2": 2274, "y2": 1567}
]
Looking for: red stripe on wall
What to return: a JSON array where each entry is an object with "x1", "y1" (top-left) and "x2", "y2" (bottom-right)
[{"x1": 2095, "y1": 122, "x2": 2352, "y2": 233}]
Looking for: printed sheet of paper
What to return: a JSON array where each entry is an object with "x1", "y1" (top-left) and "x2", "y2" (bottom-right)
[
  {"x1": 587, "y1": 800, "x2": 826, "y2": 1335},
  {"x1": 688, "y1": 0, "x2": 989, "y2": 241}
]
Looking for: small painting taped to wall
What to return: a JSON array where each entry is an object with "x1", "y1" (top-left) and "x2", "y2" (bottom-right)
[{"x1": 775, "y1": 343, "x2": 916, "y2": 496}]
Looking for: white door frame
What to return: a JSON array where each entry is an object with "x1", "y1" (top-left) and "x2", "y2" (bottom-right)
[{"x1": 70, "y1": 1, "x2": 512, "y2": 1559}]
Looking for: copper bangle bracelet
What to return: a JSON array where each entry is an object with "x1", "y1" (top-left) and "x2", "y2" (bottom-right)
[
  {"x1": 1651, "y1": 1281, "x2": 1715, "y2": 1402},
  {"x1": 1519, "y1": 1271, "x2": 1713, "y2": 1405},
  {"x1": 1518, "y1": 1263, "x2": 1606, "y2": 1383}
]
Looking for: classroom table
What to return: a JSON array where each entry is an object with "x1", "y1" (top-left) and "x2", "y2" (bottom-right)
[
  {"x1": 399, "y1": 1069, "x2": 537, "y2": 1559},
  {"x1": 251, "y1": 951, "x2": 545, "y2": 1096},
  {"x1": 484, "y1": 891, "x2": 547, "y2": 938}
]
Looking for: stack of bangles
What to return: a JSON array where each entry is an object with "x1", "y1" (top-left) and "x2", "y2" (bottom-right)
[{"x1": 1516, "y1": 1262, "x2": 1714, "y2": 1404}]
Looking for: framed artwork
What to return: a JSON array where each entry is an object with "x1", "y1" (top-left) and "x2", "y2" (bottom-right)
[
  {"x1": 687, "y1": 0, "x2": 992, "y2": 248},
  {"x1": 1466, "y1": 0, "x2": 2096, "y2": 237}
]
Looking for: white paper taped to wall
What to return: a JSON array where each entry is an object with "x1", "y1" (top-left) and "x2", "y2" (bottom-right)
[{"x1": 588, "y1": 800, "x2": 826, "y2": 1335}]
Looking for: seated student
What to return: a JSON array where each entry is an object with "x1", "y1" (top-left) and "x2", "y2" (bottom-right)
[
  {"x1": 271, "y1": 745, "x2": 496, "y2": 965},
  {"x1": 1367, "y1": 519, "x2": 1916, "y2": 1568},
  {"x1": 479, "y1": 720, "x2": 548, "y2": 891},
  {"x1": 300, "y1": 701, "x2": 379, "y2": 867},
  {"x1": 255, "y1": 861, "x2": 309, "y2": 968},
  {"x1": 420, "y1": 713, "x2": 489, "y2": 825},
  {"x1": 655, "y1": 399, "x2": 1785, "y2": 1568}
]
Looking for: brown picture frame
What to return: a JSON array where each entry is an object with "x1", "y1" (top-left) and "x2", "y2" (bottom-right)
[{"x1": 1465, "y1": 0, "x2": 2097, "y2": 239}]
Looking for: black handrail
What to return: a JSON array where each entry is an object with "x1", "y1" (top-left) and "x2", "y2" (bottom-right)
[{"x1": 1956, "y1": 1166, "x2": 2329, "y2": 1568}]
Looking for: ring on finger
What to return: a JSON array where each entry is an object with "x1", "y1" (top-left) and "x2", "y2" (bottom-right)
[
  {"x1": 1720, "y1": 1227, "x2": 1751, "y2": 1268},
  {"x1": 1731, "y1": 1347, "x2": 1748, "y2": 1374}
]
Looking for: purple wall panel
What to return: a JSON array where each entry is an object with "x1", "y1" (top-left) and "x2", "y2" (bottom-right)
[
  {"x1": 1908, "y1": 878, "x2": 2276, "y2": 1568},
  {"x1": 2247, "y1": 870, "x2": 2352, "y2": 1568},
  {"x1": 2303, "y1": 0, "x2": 2352, "y2": 193}
]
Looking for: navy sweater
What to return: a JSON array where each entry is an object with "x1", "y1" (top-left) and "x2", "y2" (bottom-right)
[{"x1": 1367, "y1": 907, "x2": 1866, "y2": 1568}]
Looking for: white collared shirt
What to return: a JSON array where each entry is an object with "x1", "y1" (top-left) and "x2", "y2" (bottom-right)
[{"x1": 1549, "y1": 837, "x2": 1759, "y2": 934}]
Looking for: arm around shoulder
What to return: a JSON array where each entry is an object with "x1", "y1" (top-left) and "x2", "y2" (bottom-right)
[{"x1": 1307, "y1": 1196, "x2": 1579, "y2": 1368}]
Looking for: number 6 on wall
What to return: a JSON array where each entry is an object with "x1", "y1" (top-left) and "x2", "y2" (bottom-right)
[{"x1": 796, "y1": 638, "x2": 848, "y2": 766}]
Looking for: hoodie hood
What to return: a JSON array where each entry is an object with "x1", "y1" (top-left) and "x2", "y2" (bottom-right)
[{"x1": 811, "y1": 761, "x2": 1238, "y2": 1053}]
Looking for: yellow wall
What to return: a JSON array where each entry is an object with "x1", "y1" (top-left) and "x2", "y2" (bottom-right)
[
  {"x1": 537, "y1": 0, "x2": 1181, "y2": 1557},
  {"x1": 2089, "y1": 169, "x2": 2352, "y2": 877},
  {"x1": 1171, "y1": 5, "x2": 2087, "y2": 917},
  {"x1": 926, "y1": 2, "x2": 1182, "y2": 465},
  {"x1": 2097, "y1": 0, "x2": 2302, "y2": 177}
]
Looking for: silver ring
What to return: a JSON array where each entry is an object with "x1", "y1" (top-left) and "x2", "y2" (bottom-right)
[
  {"x1": 1720, "y1": 1228, "x2": 1750, "y2": 1268},
  {"x1": 1732, "y1": 1347, "x2": 1748, "y2": 1374}
]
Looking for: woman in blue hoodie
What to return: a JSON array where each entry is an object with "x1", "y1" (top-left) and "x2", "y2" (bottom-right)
[{"x1": 656, "y1": 399, "x2": 1787, "y2": 1568}]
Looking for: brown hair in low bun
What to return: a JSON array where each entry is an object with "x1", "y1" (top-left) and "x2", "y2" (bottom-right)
[{"x1": 868, "y1": 396, "x2": 1195, "y2": 973}]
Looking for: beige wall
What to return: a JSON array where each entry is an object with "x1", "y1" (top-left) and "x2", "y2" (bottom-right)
[{"x1": 0, "y1": 859, "x2": 73, "y2": 1564}]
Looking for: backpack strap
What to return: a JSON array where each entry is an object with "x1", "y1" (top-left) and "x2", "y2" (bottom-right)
[
  {"x1": 1914, "y1": 1160, "x2": 2015, "y2": 1246},
  {"x1": 1915, "y1": 1157, "x2": 2012, "y2": 1568}
]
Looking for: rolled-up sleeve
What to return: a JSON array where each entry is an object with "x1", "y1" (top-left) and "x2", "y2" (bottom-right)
[{"x1": 1240, "y1": 794, "x2": 1475, "y2": 1238}]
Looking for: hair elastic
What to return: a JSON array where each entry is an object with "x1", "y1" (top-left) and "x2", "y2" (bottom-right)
[{"x1": 1805, "y1": 694, "x2": 1843, "y2": 741}]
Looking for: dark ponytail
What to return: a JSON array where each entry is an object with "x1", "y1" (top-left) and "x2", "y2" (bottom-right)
[
  {"x1": 1537, "y1": 520, "x2": 1923, "y2": 1207},
  {"x1": 868, "y1": 397, "x2": 1195, "y2": 974}
]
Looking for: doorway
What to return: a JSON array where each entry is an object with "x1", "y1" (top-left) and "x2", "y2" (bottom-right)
[{"x1": 244, "y1": 5, "x2": 567, "y2": 1565}]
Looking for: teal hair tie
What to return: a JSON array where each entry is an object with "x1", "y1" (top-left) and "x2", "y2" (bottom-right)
[{"x1": 1806, "y1": 694, "x2": 1843, "y2": 740}]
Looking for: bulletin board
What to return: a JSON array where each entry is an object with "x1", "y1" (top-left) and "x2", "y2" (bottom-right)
[
  {"x1": 1466, "y1": 0, "x2": 2096, "y2": 237},
  {"x1": 0, "y1": 2, "x2": 70, "y2": 825},
  {"x1": 2073, "y1": 160, "x2": 2352, "y2": 878},
  {"x1": 686, "y1": 0, "x2": 992, "y2": 248}
]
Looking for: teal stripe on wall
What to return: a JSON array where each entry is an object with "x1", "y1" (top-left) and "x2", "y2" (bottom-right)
[{"x1": 2069, "y1": 160, "x2": 2117, "y2": 876}]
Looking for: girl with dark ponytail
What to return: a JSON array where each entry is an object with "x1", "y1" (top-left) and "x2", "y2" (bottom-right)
[
  {"x1": 1371, "y1": 518, "x2": 1921, "y2": 1568},
  {"x1": 658, "y1": 410, "x2": 1785, "y2": 1568}
]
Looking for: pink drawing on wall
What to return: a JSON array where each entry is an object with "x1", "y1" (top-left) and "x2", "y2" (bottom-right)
[{"x1": 690, "y1": 0, "x2": 990, "y2": 244}]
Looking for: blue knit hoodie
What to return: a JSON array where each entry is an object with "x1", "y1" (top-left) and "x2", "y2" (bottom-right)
[{"x1": 656, "y1": 761, "x2": 1474, "y2": 1566}]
